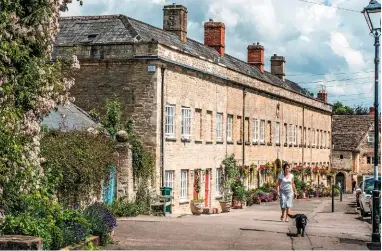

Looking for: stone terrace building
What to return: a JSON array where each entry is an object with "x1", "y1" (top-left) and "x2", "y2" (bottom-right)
[
  {"x1": 55, "y1": 4, "x2": 332, "y2": 213},
  {"x1": 332, "y1": 110, "x2": 381, "y2": 193}
]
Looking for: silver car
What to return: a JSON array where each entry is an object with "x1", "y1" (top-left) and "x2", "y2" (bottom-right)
[{"x1": 357, "y1": 177, "x2": 381, "y2": 217}]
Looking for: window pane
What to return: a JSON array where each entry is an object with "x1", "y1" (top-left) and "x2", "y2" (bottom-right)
[
  {"x1": 276, "y1": 122, "x2": 280, "y2": 144},
  {"x1": 227, "y1": 115, "x2": 233, "y2": 141},
  {"x1": 165, "y1": 105, "x2": 175, "y2": 136}
]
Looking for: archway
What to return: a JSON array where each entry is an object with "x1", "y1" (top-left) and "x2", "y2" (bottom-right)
[{"x1": 335, "y1": 172, "x2": 346, "y2": 192}]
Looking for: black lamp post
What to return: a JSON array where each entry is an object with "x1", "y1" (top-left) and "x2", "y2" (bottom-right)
[{"x1": 362, "y1": 0, "x2": 381, "y2": 243}]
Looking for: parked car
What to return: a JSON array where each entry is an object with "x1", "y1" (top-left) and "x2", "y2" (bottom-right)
[{"x1": 358, "y1": 176, "x2": 381, "y2": 217}]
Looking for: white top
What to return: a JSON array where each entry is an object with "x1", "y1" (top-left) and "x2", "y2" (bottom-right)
[{"x1": 279, "y1": 172, "x2": 294, "y2": 192}]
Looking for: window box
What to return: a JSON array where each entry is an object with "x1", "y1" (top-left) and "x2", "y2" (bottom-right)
[
  {"x1": 267, "y1": 142, "x2": 272, "y2": 146},
  {"x1": 289, "y1": 143, "x2": 293, "y2": 147},
  {"x1": 166, "y1": 137, "x2": 177, "y2": 142},
  {"x1": 216, "y1": 141, "x2": 224, "y2": 144},
  {"x1": 252, "y1": 142, "x2": 259, "y2": 145},
  {"x1": 237, "y1": 140, "x2": 243, "y2": 145},
  {"x1": 320, "y1": 146, "x2": 323, "y2": 149},
  {"x1": 245, "y1": 141, "x2": 251, "y2": 145},
  {"x1": 260, "y1": 142, "x2": 266, "y2": 146},
  {"x1": 206, "y1": 140, "x2": 213, "y2": 144},
  {"x1": 276, "y1": 143, "x2": 281, "y2": 146},
  {"x1": 294, "y1": 144, "x2": 298, "y2": 147},
  {"x1": 284, "y1": 143, "x2": 288, "y2": 147},
  {"x1": 227, "y1": 141, "x2": 234, "y2": 145},
  {"x1": 194, "y1": 140, "x2": 203, "y2": 144},
  {"x1": 299, "y1": 144, "x2": 302, "y2": 147}
]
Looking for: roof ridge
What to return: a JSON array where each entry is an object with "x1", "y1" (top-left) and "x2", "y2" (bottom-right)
[{"x1": 59, "y1": 15, "x2": 120, "y2": 21}]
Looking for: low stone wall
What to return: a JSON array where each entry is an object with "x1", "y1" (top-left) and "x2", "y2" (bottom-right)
[{"x1": 0, "y1": 235, "x2": 43, "y2": 250}]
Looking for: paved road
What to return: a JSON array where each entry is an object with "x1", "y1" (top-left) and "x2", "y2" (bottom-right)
[{"x1": 106, "y1": 196, "x2": 375, "y2": 250}]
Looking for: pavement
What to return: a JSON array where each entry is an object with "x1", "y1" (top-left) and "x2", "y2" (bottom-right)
[{"x1": 106, "y1": 195, "x2": 379, "y2": 250}]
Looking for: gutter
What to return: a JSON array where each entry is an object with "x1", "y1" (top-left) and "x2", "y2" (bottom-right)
[
  {"x1": 133, "y1": 56, "x2": 331, "y2": 114},
  {"x1": 302, "y1": 106, "x2": 305, "y2": 182}
]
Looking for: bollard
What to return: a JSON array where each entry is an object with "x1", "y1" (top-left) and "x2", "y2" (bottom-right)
[
  {"x1": 340, "y1": 188, "x2": 342, "y2": 202},
  {"x1": 371, "y1": 186, "x2": 380, "y2": 242},
  {"x1": 332, "y1": 185, "x2": 334, "y2": 212}
]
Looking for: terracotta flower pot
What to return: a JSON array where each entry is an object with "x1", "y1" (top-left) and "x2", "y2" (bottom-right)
[
  {"x1": 240, "y1": 200, "x2": 246, "y2": 209},
  {"x1": 219, "y1": 201, "x2": 231, "y2": 213},
  {"x1": 190, "y1": 201, "x2": 204, "y2": 215},
  {"x1": 232, "y1": 199, "x2": 240, "y2": 209}
]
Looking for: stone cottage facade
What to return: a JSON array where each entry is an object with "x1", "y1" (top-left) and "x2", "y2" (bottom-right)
[
  {"x1": 332, "y1": 110, "x2": 381, "y2": 193},
  {"x1": 55, "y1": 4, "x2": 332, "y2": 213}
]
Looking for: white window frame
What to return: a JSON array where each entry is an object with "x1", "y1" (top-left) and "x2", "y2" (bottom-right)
[
  {"x1": 368, "y1": 132, "x2": 374, "y2": 143},
  {"x1": 312, "y1": 129, "x2": 315, "y2": 146},
  {"x1": 181, "y1": 107, "x2": 191, "y2": 139},
  {"x1": 252, "y1": 119, "x2": 259, "y2": 143},
  {"x1": 216, "y1": 168, "x2": 222, "y2": 196},
  {"x1": 180, "y1": 170, "x2": 188, "y2": 199},
  {"x1": 275, "y1": 122, "x2": 280, "y2": 144},
  {"x1": 323, "y1": 131, "x2": 326, "y2": 148},
  {"x1": 216, "y1": 113, "x2": 223, "y2": 141},
  {"x1": 293, "y1": 125, "x2": 297, "y2": 144},
  {"x1": 227, "y1": 115, "x2": 233, "y2": 141},
  {"x1": 288, "y1": 125, "x2": 293, "y2": 144},
  {"x1": 164, "y1": 171, "x2": 174, "y2": 188},
  {"x1": 165, "y1": 104, "x2": 175, "y2": 137},
  {"x1": 260, "y1": 120, "x2": 265, "y2": 143}
]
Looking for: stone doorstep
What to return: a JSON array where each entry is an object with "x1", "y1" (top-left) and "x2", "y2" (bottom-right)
[{"x1": 60, "y1": 236, "x2": 100, "y2": 251}]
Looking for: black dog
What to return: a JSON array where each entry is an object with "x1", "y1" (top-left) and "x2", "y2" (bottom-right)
[{"x1": 288, "y1": 214, "x2": 308, "y2": 237}]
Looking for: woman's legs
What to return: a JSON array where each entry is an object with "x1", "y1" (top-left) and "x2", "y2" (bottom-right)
[
  {"x1": 281, "y1": 208, "x2": 285, "y2": 219},
  {"x1": 285, "y1": 208, "x2": 290, "y2": 221}
]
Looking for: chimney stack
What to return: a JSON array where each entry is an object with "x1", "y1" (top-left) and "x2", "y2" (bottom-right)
[
  {"x1": 369, "y1": 107, "x2": 375, "y2": 116},
  {"x1": 204, "y1": 19, "x2": 225, "y2": 56},
  {"x1": 270, "y1": 54, "x2": 286, "y2": 81},
  {"x1": 247, "y1": 43, "x2": 264, "y2": 73},
  {"x1": 317, "y1": 89, "x2": 328, "y2": 103},
  {"x1": 163, "y1": 4, "x2": 188, "y2": 43}
]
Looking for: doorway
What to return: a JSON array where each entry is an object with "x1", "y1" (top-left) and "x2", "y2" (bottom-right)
[
  {"x1": 335, "y1": 172, "x2": 346, "y2": 192},
  {"x1": 204, "y1": 170, "x2": 210, "y2": 207}
]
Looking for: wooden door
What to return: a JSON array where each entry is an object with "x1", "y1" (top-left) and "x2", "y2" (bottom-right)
[{"x1": 204, "y1": 171, "x2": 210, "y2": 207}]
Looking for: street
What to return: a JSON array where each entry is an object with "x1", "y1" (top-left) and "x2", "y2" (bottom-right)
[{"x1": 106, "y1": 195, "x2": 375, "y2": 250}]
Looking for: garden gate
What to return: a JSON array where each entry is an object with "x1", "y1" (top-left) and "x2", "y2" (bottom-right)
[{"x1": 103, "y1": 166, "x2": 116, "y2": 205}]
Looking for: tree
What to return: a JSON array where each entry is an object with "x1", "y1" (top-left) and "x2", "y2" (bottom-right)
[
  {"x1": 332, "y1": 101, "x2": 369, "y2": 115},
  {"x1": 0, "y1": 0, "x2": 81, "y2": 203}
]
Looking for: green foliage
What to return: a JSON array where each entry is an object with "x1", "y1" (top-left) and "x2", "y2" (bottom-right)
[
  {"x1": 89, "y1": 108, "x2": 101, "y2": 122},
  {"x1": 104, "y1": 98, "x2": 122, "y2": 139},
  {"x1": 294, "y1": 176, "x2": 307, "y2": 194},
  {"x1": 221, "y1": 154, "x2": 239, "y2": 202},
  {"x1": 332, "y1": 101, "x2": 369, "y2": 115},
  {"x1": 232, "y1": 180, "x2": 247, "y2": 201},
  {"x1": 110, "y1": 199, "x2": 141, "y2": 217},
  {"x1": 40, "y1": 131, "x2": 114, "y2": 206}
]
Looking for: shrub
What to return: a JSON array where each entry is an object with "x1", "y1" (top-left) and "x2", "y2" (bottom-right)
[
  {"x1": 83, "y1": 202, "x2": 117, "y2": 245},
  {"x1": 111, "y1": 199, "x2": 142, "y2": 217},
  {"x1": 57, "y1": 209, "x2": 90, "y2": 247}
]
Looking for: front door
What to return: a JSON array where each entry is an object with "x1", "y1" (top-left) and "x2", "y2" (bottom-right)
[
  {"x1": 102, "y1": 166, "x2": 116, "y2": 205},
  {"x1": 335, "y1": 172, "x2": 345, "y2": 192},
  {"x1": 204, "y1": 170, "x2": 210, "y2": 207}
]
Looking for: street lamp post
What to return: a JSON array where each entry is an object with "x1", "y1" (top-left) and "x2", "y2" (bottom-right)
[{"x1": 362, "y1": 0, "x2": 381, "y2": 243}]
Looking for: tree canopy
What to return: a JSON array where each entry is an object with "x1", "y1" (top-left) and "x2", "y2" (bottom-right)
[{"x1": 332, "y1": 101, "x2": 370, "y2": 115}]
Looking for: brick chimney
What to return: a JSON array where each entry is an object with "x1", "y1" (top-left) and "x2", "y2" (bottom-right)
[
  {"x1": 369, "y1": 107, "x2": 375, "y2": 116},
  {"x1": 204, "y1": 19, "x2": 225, "y2": 56},
  {"x1": 317, "y1": 89, "x2": 328, "y2": 103},
  {"x1": 163, "y1": 4, "x2": 188, "y2": 43},
  {"x1": 270, "y1": 54, "x2": 286, "y2": 81},
  {"x1": 247, "y1": 42, "x2": 264, "y2": 73}
]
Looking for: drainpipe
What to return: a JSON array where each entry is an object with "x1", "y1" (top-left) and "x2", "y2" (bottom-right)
[
  {"x1": 160, "y1": 67, "x2": 166, "y2": 188},
  {"x1": 302, "y1": 106, "x2": 305, "y2": 182},
  {"x1": 242, "y1": 88, "x2": 247, "y2": 178}
]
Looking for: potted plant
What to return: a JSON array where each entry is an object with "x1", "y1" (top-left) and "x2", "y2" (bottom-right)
[
  {"x1": 219, "y1": 154, "x2": 239, "y2": 213},
  {"x1": 190, "y1": 198, "x2": 204, "y2": 215}
]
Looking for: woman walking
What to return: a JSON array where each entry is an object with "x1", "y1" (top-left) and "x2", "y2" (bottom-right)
[{"x1": 277, "y1": 162, "x2": 297, "y2": 222}]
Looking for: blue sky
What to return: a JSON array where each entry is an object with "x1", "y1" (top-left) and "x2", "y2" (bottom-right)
[{"x1": 63, "y1": 0, "x2": 379, "y2": 108}]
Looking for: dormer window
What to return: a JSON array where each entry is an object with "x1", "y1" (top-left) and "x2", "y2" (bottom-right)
[{"x1": 368, "y1": 132, "x2": 375, "y2": 143}]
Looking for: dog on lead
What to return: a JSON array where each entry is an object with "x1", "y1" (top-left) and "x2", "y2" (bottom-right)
[{"x1": 288, "y1": 214, "x2": 308, "y2": 237}]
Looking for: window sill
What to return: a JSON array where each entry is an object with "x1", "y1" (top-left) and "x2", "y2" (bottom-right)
[
  {"x1": 165, "y1": 137, "x2": 177, "y2": 142},
  {"x1": 284, "y1": 143, "x2": 288, "y2": 147},
  {"x1": 179, "y1": 199, "x2": 190, "y2": 205},
  {"x1": 299, "y1": 144, "x2": 302, "y2": 147},
  {"x1": 194, "y1": 140, "x2": 203, "y2": 144},
  {"x1": 237, "y1": 140, "x2": 243, "y2": 145},
  {"x1": 276, "y1": 143, "x2": 281, "y2": 146},
  {"x1": 260, "y1": 142, "x2": 266, "y2": 146},
  {"x1": 289, "y1": 143, "x2": 293, "y2": 147},
  {"x1": 216, "y1": 141, "x2": 224, "y2": 144},
  {"x1": 227, "y1": 141, "x2": 234, "y2": 145},
  {"x1": 311, "y1": 145, "x2": 315, "y2": 149},
  {"x1": 308, "y1": 145, "x2": 311, "y2": 148},
  {"x1": 294, "y1": 144, "x2": 298, "y2": 147},
  {"x1": 205, "y1": 140, "x2": 213, "y2": 144},
  {"x1": 245, "y1": 141, "x2": 251, "y2": 145},
  {"x1": 267, "y1": 142, "x2": 272, "y2": 146},
  {"x1": 252, "y1": 142, "x2": 259, "y2": 145},
  {"x1": 320, "y1": 146, "x2": 323, "y2": 149},
  {"x1": 181, "y1": 137, "x2": 191, "y2": 143}
]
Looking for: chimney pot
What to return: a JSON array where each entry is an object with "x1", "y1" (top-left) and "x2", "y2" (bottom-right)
[
  {"x1": 204, "y1": 20, "x2": 225, "y2": 56},
  {"x1": 317, "y1": 90, "x2": 328, "y2": 103},
  {"x1": 247, "y1": 43, "x2": 265, "y2": 73},
  {"x1": 163, "y1": 4, "x2": 188, "y2": 43},
  {"x1": 209, "y1": 18, "x2": 213, "y2": 21}
]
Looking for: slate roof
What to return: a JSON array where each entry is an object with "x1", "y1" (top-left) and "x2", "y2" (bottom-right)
[
  {"x1": 332, "y1": 115, "x2": 374, "y2": 151},
  {"x1": 42, "y1": 103, "x2": 99, "y2": 131},
  {"x1": 57, "y1": 15, "x2": 313, "y2": 98}
]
